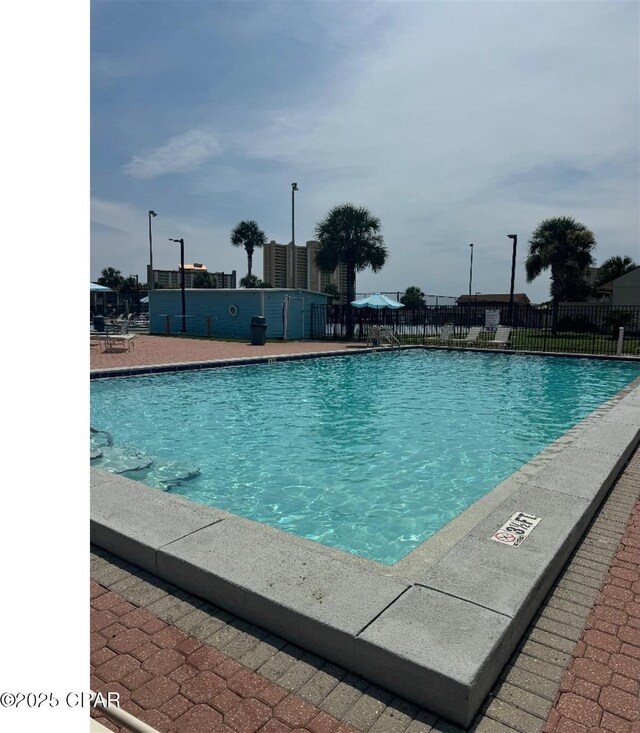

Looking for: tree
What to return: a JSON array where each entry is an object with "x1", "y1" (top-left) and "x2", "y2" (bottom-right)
[
  {"x1": 323, "y1": 283, "x2": 340, "y2": 303},
  {"x1": 97, "y1": 267, "x2": 125, "y2": 290},
  {"x1": 400, "y1": 286, "x2": 426, "y2": 308},
  {"x1": 193, "y1": 272, "x2": 214, "y2": 288},
  {"x1": 239, "y1": 274, "x2": 269, "y2": 288},
  {"x1": 526, "y1": 217, "x2": 596, "y2": 328},
  {"x1": 314, "y1": 204, "x2": 388, "y2": 339},
  {"x1": 119, "y1": 276, "x2": 138, "y2": 295},
  {"x1": 594, "y1": 255, "x2": 637, "y2": 288},
  {"x1": 231, "y1": 220, "x2": 267, "y2": 278}
]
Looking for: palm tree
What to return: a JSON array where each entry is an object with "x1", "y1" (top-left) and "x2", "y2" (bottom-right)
[
  {"x1": 594, "y1": 255, "x2": 637, "y2": 288},
  {"x1": 400, "y1": 286, "x2": 426, "y2": 308},
  {"x1": 119, "y1": 276, "x2": 138, "y2": 295},
  {"x1": 240, "y1": 274, "x2": 269, "y2": 288},
  {"x1": 231, "y1": 220, "x2": 267, "y2": 279},
  {"x1": 97, "y1": 267, "x2": 125, "y2": 290},
  {"x1": 314, "y1": 204, "x2": 388, "y2": 339},
  {"x1": 525, "y1": 217, "x2": 596, "y2": 328}
]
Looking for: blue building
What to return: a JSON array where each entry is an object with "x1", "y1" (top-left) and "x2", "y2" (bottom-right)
[{"x1": 148, "y1": 288, "x2": 328, "y2": 340}]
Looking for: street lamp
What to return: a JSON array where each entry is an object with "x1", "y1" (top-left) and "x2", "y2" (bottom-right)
[
  {"x1": 507, "y1": 234, "x2": 518, "y2": 326},
  {"x1": 148, "y1": 210, "x2": 157, "y2": 290},
  {"x1": 291, "y1": 182, "x2": 299, "y2": 246},
  {"x1": 169, "y1": 238, "x2": 186, "y2": 332},
  {"x1": 468, "y1": 243, "x2": 474, "y2": 297}
]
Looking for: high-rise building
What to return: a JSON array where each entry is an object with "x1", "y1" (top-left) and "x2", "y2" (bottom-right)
[
  {"x1": 263, "y1": 240, "x2": 347, "y2": 302},
  {"x1": 151, "y1": 264, "x2": 236, "y2": 289}
]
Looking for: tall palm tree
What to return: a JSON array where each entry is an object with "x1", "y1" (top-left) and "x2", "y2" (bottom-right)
[
  {"x1": 314, "y1": 204, "x2": 388, "y2": 339},
  {"x1": 230, "y1": 220, "x2": 267, "y2": 279},
  {"x1": 594, "y1": 255, "x2": 637, "y2": 288},
  {"x1": 526, "y1": 217, "x2": 596, "y2": 327}
]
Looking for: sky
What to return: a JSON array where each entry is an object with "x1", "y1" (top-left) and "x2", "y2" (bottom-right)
[{"x1": 90, "y1": 1, "x2": 639, "y2": 302}]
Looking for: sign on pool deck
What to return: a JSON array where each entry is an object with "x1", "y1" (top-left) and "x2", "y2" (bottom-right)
[{"x1": 491, "y1": 511, "x2": 541, "y2": 547}]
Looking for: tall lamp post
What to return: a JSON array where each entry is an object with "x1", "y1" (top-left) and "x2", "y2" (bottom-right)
[
  {"x1": 468, "y1": 243, "x2": 474, "y2": 297},
  {"x1": 169, "y1": 238, "x2": 186, "y2": 332},
  {"x1": 148, "y1": 210, "x2": 157, "y2": 290},
  {"x1": 507, "y1": 234, "x2": 517, "y2": 326},
  {"x1": 291, "y1": 182, "x2": 299, "y2": 245}
]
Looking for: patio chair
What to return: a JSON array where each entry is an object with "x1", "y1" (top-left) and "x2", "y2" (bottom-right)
[
  {"x1": 424, "y1": 323, "x2": 454, "y2": 345},
  {"x1": 451, "y1": 326, "x2": 483, "y2": 346},
  {"x1": 484, "y1": 326, "x2": 512, "y2": 348},
  {"x1": 107, "y1": 316, "x2": 132, "y2": 335},
  {"x1": 101, "y1": 331, "x2": 136, "y2": 352}
]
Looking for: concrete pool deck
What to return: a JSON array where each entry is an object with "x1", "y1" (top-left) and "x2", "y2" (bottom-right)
[{"x1": 90, "y1": 339, "x2": 640, "y2": 728}]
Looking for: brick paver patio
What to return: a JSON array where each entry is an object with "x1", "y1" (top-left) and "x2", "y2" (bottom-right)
[
  {"x1": 544, "y1": 500, "x2": 640, "y2": 733},
  {"x1": 91, "y1": 335, "x2": 354, "y2": 371},
  {"x1": 90, "y1": 338, "x2": 640, "y2": 732}
]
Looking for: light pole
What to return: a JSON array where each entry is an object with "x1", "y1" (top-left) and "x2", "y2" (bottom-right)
[
  {"x1": 169, "y1": 238, "x2": 186, "y2": 332},
  {"x1": 148, "y1": 210, "x2": 157, "y2": 290},
  {"x1": 291, "y1": 182, "x2": 299, "y2": 246},
  {"x1": 468, "y1": 243, "x2": 474, "y2": 297},
  {"x1": 507, "y1": 234, "x2": 517, "y2": 326}
]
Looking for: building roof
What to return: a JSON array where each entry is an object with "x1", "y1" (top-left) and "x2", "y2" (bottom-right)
[
  {"x1": 182, "y1": 263, "x2": 207, "y2": 271},
  {"x1": 596, "y1": 265, "x2": 640, "y2": 291},
  {"x1": 456, "y1": 293, "x2": 531, "y2": 304}
]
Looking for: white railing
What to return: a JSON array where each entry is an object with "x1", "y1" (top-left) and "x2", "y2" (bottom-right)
[{"x1": 90, "y1": 691, "x2": 161, "y2": 733}]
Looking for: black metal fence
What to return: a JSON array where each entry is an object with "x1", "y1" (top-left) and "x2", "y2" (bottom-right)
[
  {"x1": 355, "y1": 292, "x2": 457, "y2": 306},
  {"x1": 310, "y1": 303, "x2": 640, "y2": 356}
]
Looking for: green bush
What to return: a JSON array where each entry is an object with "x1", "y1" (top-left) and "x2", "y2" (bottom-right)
[
  {"x1": 555, "y1": 316, "x2": 597, "y2": 333},
  {"x1": 601, "y1": 310, "x2": 636, "y2": 337}
]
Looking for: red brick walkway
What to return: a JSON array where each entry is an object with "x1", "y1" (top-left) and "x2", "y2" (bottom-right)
[
  {"x1": 545, "y1": 500, "x2": 640, "y2": 733},
  {"x1": 91, "y1": 336, "x2": 354, "y2": 371},
  {"x1": 91, "y1": 581, "x2": 359, "y2": 733}
]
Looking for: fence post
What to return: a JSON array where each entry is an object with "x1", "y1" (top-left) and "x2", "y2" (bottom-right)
[
  {"x1": 165, "y1": 315, "x2": 170, "y2": 335},
  {"x1": 616, "y1": 327, "x2": 625, "y2": 356},
  {"x1": 207, "y1": 315, "x2": 212, "y2": 338}
]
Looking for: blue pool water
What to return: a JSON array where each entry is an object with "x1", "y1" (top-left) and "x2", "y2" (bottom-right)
[{"x1": 90, "y1": 351, "x2": 639, "y2": 564}]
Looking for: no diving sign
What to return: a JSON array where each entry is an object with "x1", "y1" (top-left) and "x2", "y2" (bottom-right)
[{"x1": 491, "y1": 512, "x2": 541, "y2": 547}]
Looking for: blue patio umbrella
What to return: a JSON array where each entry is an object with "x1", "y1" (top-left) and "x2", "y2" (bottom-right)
[
  {"x1": 90, "y1": 282, "x2": 112, "y2": 292},
  {"x1": 140, "y1": 296, "x2": 149, "y2": 304},
  {"x1": 351, "y1": 292, "x2": 404, "y2": 309}
]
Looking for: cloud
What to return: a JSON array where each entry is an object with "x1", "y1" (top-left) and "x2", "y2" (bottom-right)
[{"x1": 123, "y1": 130, "x2": 222, "y2": 179}]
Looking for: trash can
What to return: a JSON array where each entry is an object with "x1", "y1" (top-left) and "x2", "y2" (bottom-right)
[
  {"x1": 250, "y1": 315, "x2": 267, "y2": 346},
  {"x1": 93, "y1": 315, "x2": 105, "y2": 332}
]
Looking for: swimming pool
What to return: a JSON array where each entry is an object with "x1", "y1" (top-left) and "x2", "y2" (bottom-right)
[{"x1": 90, "y1": 350, "x2": 639, "y2": 564}]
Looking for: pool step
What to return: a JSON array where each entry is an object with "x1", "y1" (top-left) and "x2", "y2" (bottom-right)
[{"x1": 90, "y1": 430, "x2": 200, "y2": 490}]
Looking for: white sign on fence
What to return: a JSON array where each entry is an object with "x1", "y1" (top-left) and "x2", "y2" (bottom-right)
[{"x1": 485, "y1": 309, "x2": 500, "y2": 332}]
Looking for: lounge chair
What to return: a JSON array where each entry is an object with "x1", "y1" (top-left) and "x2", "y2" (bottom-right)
[
  {"x1": 484, "y1": 326, "x2": 512, "y2": 348},
  {"x1": 424, "y1": 323, "x2": 454, "y2": 345},
  {"x1": 107, "y1": 316, "x2": 132, "y2": 335},
  {"x1": 451, "y1": 326, "x2": 483, "y2": 346},
  {"x1": 101, "y1": 331, "x2": 136, "y2": 352}
]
